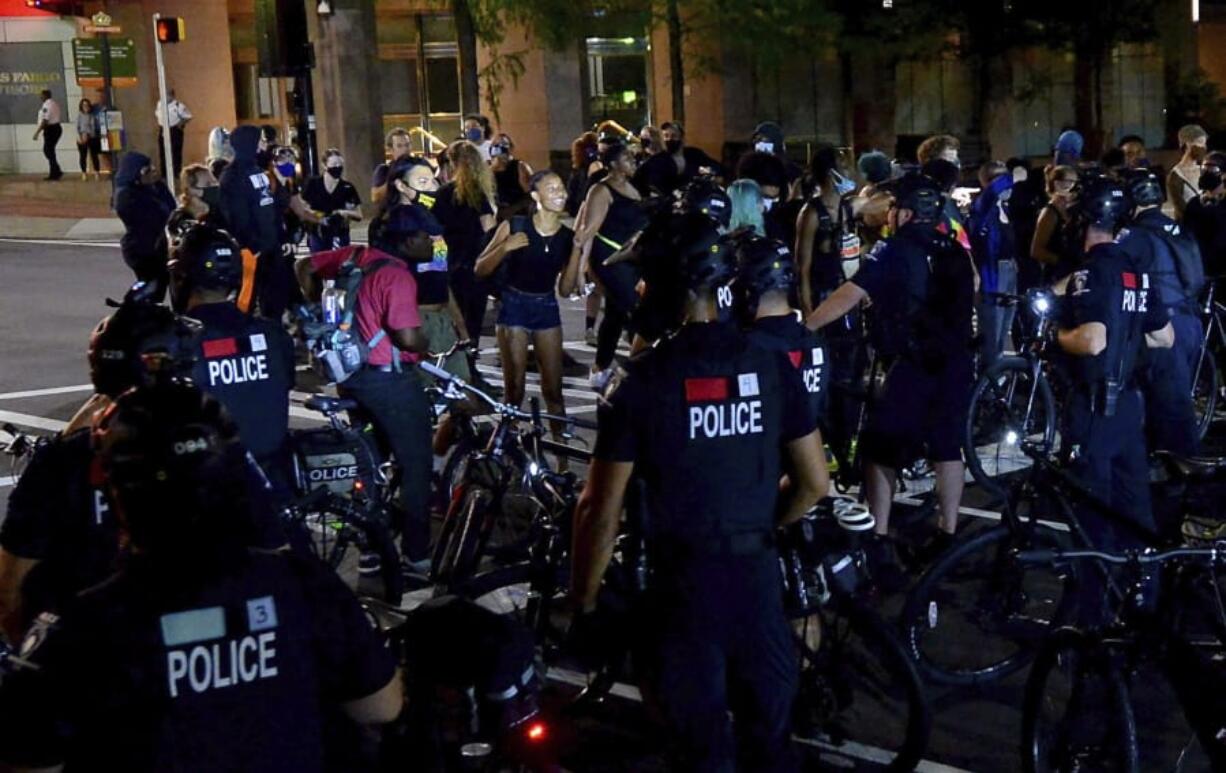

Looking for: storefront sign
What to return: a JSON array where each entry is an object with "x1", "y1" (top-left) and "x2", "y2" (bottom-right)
[{"x1": 0, "y1": 42, "x2": 66, "y2": 125}]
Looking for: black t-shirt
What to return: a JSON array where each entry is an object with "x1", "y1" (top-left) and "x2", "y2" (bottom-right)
[
  {"x1": 432, "y1": 182, "x2": 494, "y2": 271},
  {"x1": 502, "y1": 217, "x2": 574, "y2": 295},
  {"x1": 1064, "y1": 242, "x2": 1168, "y2": 388},
  {"x1": 189, "y1": 303, "x2": 295, "y2": 461},
  {"x1": 594, "y1": 323, "x2": 817, "y2": 548},
  {"x1": 0, "y1": 550, "x2": 396, "y2": 772},
  {"x1": 302, "y1": 177, "x2": 361, "y2": 237},
  {"x1": 1, "y1": 429, "x2": 119, "y2": 621},
  {"x1": 853, "y1": 224, "x2": 974, "y2": 363},
  {"x1": 632, "y1": 147, "x2": 724, "y2": 198},
  {"x1": 748, "y1": 314, "x2": 829, "y2": 428}
]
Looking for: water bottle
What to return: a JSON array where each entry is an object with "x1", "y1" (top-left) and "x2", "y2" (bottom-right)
[{"x1": 322, "y1": 279, "x2": 340, "y2": 325}]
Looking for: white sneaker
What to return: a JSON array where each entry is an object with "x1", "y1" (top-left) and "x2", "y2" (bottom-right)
[
  {"x1": 585, "y1": 328, "x2": 598, "y2": 347},
  {"x1": 589, "y1": 368, "x2": 613, "y2": 391}
]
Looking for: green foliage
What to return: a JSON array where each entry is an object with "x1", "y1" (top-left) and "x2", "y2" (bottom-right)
[{"x1": 1168, "y1": 68, "x2": 1226, "y2": 131}]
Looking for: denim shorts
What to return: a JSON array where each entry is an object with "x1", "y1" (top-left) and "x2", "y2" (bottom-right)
[{"x1": 497, "y1": 287, "x2": 561, "y2": 331}]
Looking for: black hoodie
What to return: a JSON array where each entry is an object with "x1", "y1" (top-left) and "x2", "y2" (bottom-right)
[
  {"x1": 218, "y1": 125, "x2": 279, "y2": 254},
  {"x1": 113, "y1": 151, "x2": 176, "y2": 266}
]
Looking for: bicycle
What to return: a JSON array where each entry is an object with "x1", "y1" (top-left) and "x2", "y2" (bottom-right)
[
  {"x1": 1021, "y1": 546, "x2": 1226, "y2": 773},
  {"x1": 421, "y1": 360, "x2": 594, "y2": 592},
  {"x1": 1, "y1": 422, "x2": 49, "y2": 481},
  {"x1": 1190, "y1": 275, "x2": 1226, "y2": 440},
  {"x1": 964, "y1": 288, "x2": 1065, "y2": 500}
]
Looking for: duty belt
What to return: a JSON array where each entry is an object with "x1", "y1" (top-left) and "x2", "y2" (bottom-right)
[{"x1": 656, "y1": 530, "x2": 776, "y2": 559}]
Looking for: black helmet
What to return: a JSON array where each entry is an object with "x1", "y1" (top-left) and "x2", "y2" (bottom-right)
[
  {"x1": 88, "y1": 293, "x2": 202, "y2": 398},
  {"x1": 677, "y1": 178, "x2": 732, "y2": 228},
  {"x1": 1123, "y1": 169, "x2": 1165, "y2": 208},
  {"x1": 893, "y1": 174, "x2": 944, "y2": 225},
  {"x1": 674, "y1": 212, "x2": 736, "y2": 289},
  {"x1": 167, "y1": 223, "x2": 243, "y2": 310},
  {"x1": 92, "y1": 378, "x2": 248, "y2": 553},
  {"x1": 737, "y1": 235, "x2": 796, "y2": 297},
  {"x1": 1077, "y1": 176, "x2": 1130, "y2": 231}
]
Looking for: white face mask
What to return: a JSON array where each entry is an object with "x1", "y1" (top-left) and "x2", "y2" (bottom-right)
[
  {"x1": 754, "y1": 141, "x2": 775, "y2": 154},
  {"x1": 762, "y1": 197, "x2": 778, "y2": 212}
]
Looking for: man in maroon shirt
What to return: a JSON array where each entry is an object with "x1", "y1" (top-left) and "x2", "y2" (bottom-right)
[{"x1": 297, "y1": 243, "x2": 431, "y2": 570}]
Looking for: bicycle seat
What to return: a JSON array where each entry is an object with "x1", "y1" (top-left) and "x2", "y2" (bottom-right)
[
  {"x1": 1154, "y1": 450, "x2": 1226, "y2": 481},
  {"x1": 303, "y1": 395, "x2": 359, "y2": 415}
]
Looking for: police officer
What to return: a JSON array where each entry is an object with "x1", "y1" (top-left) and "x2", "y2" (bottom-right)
[
  {"x1": 1117, "y1": 169, "x2": 1206, "y2": 456},
  {"x1": 0, "y1": 379, "x2": 402, "y2": 771},
  {"x1": 808, "y1": 174, "x2": 976, "y2": 566},
  {"x1": 570, "y1": 215, "x2": 829, "y2": 772},
  {"x1": 0, "y1": 294, "x2": 202, "y2": 644},
  {"x1": 1057, "y1": 178, "x2": 1173, "y2": 621},
  {"x1": 169, "y1": 223, "x2": 296, "y2": 493},
  {"x1": 738, "y1": 234, "x2": 829, "y2": 427}
]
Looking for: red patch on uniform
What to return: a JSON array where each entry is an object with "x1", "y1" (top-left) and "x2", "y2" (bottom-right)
[
  {"x1": 202, "y1": 337, "x2": 238, "y2": 358},
  {"x1": 684, "y1": 377, "x2": 729, "y2": 402},
  {"x1": 87, "y1": 456, "x2": 106, "y2": 487},
  {"x1": 788, "y1": 351, "x2": 803, "y2": 368},
  {"x1": 1121, "y1": 272, "x2": 1137, "y2": 289}
]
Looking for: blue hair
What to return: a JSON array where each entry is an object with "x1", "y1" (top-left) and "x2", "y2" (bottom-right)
[{"x1": 727, "y1": 179, "x2": 765, "y2": 236}]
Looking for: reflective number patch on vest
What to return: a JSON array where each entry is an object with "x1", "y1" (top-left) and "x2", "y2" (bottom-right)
[
  {"x1": 685, "y1": 376, "x2": 764, "y2": 439},
  {"x1": 163, "y1": 599, "x2": 280, "y2": 699}
]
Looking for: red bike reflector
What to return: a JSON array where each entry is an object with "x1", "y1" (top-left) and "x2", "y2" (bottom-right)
[{"x1": 526, "y1": 722, "x2": 547, "y2": 742}]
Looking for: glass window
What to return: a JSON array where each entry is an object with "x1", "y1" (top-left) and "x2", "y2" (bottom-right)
[
  {"x1": 585, "y1": 36, "x2": 649, "y2": 130},
  {"x1": 426, "y1": 57, "x2": 460, "y2": 115},
  {"x1": 379, "y1": 59, "x2": 421, "y2": 115},
  {"x1": 233, "y1": 64, "x2": 256, "y2": 121},
  {"x1": 422, "y1": 15, "x2": 457, "y2": 44}
]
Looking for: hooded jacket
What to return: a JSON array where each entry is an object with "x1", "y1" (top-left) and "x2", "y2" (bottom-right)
[
  {"x1": 113, "y1": 151, "x2": 176, "y2": 265},
  {"x1": 217, "y1": 125, "x2": 279, "y2": 255},
  {"x1": 969, "y1": 172, "x2": 1017, "y2": 292}
]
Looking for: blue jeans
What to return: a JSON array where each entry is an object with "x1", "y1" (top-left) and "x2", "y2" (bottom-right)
[
  {"x1": 978, "y1": 259, "x2": 1018, "y2": 369},
  {"x1": 340, "y1": 366, "x2": 433, "y2": 560}
]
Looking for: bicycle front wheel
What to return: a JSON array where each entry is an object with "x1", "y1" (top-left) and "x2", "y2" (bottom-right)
[
  {"x1": 965, "y1": 357, "x2": 1057, "y2": 498},
  {"x1": 1191, "y1": 344, "x2": 1218, "y2": 441},
  {"x1": 900, "y1": 523, "x2": 1076, "y2": 687},
  {"x1": 794, "y1": 599, "x2": 931, "y2": 772},
  {"x1": 1022, "y1": 627, "x2": 1138, "y2": 773}
]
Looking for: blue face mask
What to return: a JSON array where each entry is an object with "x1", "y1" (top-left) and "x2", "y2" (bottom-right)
[
  {"x1": 832, "y1": 171, "x2": 856, "y2": 196},
  {"x1": 276, "y1": 162, "x2": 296, "y2": 179},
  {"x1": 465, "y1": 127, "x2": 484, "y2": 143}
]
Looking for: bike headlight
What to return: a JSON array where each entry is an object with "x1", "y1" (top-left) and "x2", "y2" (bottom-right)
[{"x1": 1029, "y1": 290, "x2": 1053, "y2": 316}]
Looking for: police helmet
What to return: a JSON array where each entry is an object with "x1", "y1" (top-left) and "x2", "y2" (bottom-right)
[
  {"x1": 88, "y1": 292, "x2": 202, "y2": 398},
  {"x1": 893, "y1": 174, "x2": 944, "y2": 225},
  {"x1": 737, "y1": 235, "x2": 796, "y2": 298},
  {"x1": 677, "y1": 177, "x2": 732, "y2": 229},
  {"x1": 674, "y1": 211, "x2": 736, "y2": 290},
  {"x1": 1076, "y1": 176, "x2": 1130, "y2": 232},
  {"x1": 1122, "y1": 169, "x2": 1165, "y2": 208},
  {"x1": 92, "y1": 378, "x2": 248, "y2": 553},
  {"x1": 167, "y1": 223, "x2": 243, "y2": 307}
]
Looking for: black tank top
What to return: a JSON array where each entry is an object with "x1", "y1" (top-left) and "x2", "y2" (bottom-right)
[
  {"x1": 592, "y1": 181, "x2": 647, "y2": 266},
  {"x1": 504, "y1": 217, "x2": 575, "y2": 295},
  {"x1": 495, "y1": 159, "x2": 529, "y2": 208},
  {"x1": 807, "y1": 196, "x2": 857, "y2": 299}
]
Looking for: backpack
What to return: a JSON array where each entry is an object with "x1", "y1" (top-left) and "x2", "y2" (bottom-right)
[
  {"x1": 909, "y1": 230, "x2": 975, "y2": 370},
  {"x1": 301, "y1": 248, "x2": 401, "y2": 384}
]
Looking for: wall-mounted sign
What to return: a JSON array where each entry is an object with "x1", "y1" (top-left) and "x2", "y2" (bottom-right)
[{"x1": 73, "y1": 38, "x2": 137, "y2": 88}]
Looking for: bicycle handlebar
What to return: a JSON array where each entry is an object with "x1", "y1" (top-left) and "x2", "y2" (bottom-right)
[
  {"x1": 419, "y1": 360, "x2": 582, "y2": 428},
  {"x1": 1018, "y1": 546, "x2": 1225, "y2": 566}
]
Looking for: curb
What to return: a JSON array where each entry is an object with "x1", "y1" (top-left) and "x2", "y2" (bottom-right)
[{"x1": 0, "y1": 217, "x2": 371, "y2": 243}]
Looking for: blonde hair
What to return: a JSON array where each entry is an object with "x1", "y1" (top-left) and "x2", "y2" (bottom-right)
[
  {"x1": 446, "y1": 140, "x2": 495, "y2": 210},
  {"x1": 178, "y1": 163, "x2": 211, "y2": 206},
  {"x1": 1178, "y1": 124, "x2": 1208, "y2": 149},
  {"x1": 1045, "y1": 164, "x2": 1078, "y2": 196}
]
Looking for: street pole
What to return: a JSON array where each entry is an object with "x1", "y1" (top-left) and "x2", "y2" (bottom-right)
[
  {"x1": 100, "y1": 29, "x2": 114, "y2": 176},
  {"x1": 152, "y1": 12, "x2": 174, "y2": 197}
]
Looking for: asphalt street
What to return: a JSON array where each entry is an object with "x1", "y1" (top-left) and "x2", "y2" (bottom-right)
[{"x1": 0, "y1": 237, "x2": 1216, "y2": 772}]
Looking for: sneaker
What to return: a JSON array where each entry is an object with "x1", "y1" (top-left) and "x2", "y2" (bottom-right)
[
  {"x1": 81, "y1": 172, "x2": 89, "y2": 181},
  {"x1": 400, "y1": 555, "x2": 432, "y2": 579},
  {"x1": 912, "y1": 530, "x2": 957, "y2": 567},
  {"x1": 358, "y1": 552, "x2": 383, "y2": 577},
  {"x1": 589, "y1": 368, "x2": 613, "y2": 391},
  {"x1": 585, "y1": 328, "x2": 598, "y2": 347}
]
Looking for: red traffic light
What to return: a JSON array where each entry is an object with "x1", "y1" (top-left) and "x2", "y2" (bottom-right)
[
  {"x1": 25, "y1": 0, "x2": 84, "y2": 13},
  {"x1": 156, "y1": 17, "x2": 185, "y2": 43}
]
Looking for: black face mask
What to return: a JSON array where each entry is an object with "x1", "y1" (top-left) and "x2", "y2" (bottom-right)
[
  {"x1": 326, "y1": 166, "x2": 344, "y2": 179},
  {"x1": 201, "y1": 185, "x2": 222, "y2": 210},
  {"x1": 665, "y1": 139, "x2": 682, "y2": 154},
  {"x1": 640, "y1": 138, "x2": 652, "y2": 150}
]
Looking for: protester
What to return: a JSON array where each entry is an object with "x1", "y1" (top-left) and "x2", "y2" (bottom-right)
[
  {"x1": 114, "y1": 152, "x2": 175, "y2": 296},
  {"x1": 372, "y1": 128, "x2": 414, "y2": 206},
  {"x1": 1169, "y1": 123, "x2": 1209, "y2": 221},
  {"x1": 1030, "y1": 164, "x2": 1081, "y2": 282},
  {"x1": 302, "y1": 148, "x2": 363, "y2": 253},
  {"x1": 633, "y1": 121, "x2": 723, "y2": 197},
  {"x1": 435, "y1": 140, "x2": 497, "y2": 353},
  {"x1": 727, "y1": 178, "x2": 767, "y2": 236}
]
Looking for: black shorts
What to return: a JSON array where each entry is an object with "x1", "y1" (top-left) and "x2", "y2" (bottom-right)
[{"x1": 860, "y1": 354, "x2": 973, "y2": 469}]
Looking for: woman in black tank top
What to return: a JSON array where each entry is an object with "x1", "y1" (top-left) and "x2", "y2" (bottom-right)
[
  {"x1": 475, "y1": 171, "x2": 581, "y2": 431},
  {"x1": 491, "y1": 133, "x2": 533, "y2": 221}
]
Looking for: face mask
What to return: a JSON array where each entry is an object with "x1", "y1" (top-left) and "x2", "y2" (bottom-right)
[
  {"x1": 1191, "y1": 145, "x2": 1208, "y2": 162},
  {"x1": 276, "y1": 162, "x2": 296, "y2": 179},
  {"x1": 465, "y1": 127, "x2": 484, "y2": 143},
  {"x1": 665, "y1": 139, "x2": 682, "y2": 154},
  {"x1": 201, "y1": 185, "x2": 222, "y2": 210},
  {"x1": 640, "y1": 138, "x2": 652, "y2": 150},
  {"x1": 762, "y1": 196, "x2": 778, "y2": 212},
  {"x1": 754, "y1": 141, "x2": 775, "y2": 154},
  {"x1": 326, "y1": 165, "x2": 343, "y2": 179},
  {"x1": 832, "y1": 171, "x2": 856, "y2": 196},
  {"x1": 416, "y1": 191, "x2": 436, "y2": 209},
  {"x1": 584, "y1": 147, "x2": 598, "y2": 162}
]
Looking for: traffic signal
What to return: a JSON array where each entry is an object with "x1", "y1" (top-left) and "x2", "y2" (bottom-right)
[{"x1": 156, "y1": 17, "x2": 186, "y2": 43}]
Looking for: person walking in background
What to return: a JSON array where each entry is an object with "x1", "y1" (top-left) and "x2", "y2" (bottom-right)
[
  {"x1": 155, "y1": 88, "x2": 192, "y2": 180},
  {"x1": 75, "y1": 98, "x2": 101, "y2": 181},
  {"x1": 32, "y1": 89, "x2": 62, "y2": 181}
]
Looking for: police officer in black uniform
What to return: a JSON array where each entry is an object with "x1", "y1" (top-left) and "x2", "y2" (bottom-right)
[
  {"x1": 808, "y1": 174, "x2": 976, "y2": 564},
  {"x1": 168, "y1": 223, "x2": 296, "y2": 493},
  {"x1": 738, "y1": 234, "x2": 829, "y2": 427},
  {"x1": 570, "y1": 216, "x2": 829, "y2": 772},
  {"x1": 1057, "y1": 177, "x2": 1173, "y2": 621},
  {"x1": 0, "y1": 380, "x2": 402, "y2": 772},
  {"x1": 1116, "y1": 170, "x2": 1206, "y2": 456},
  {"x1": 0, "y1": 295, "x2": 202, "y2": 644}
]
